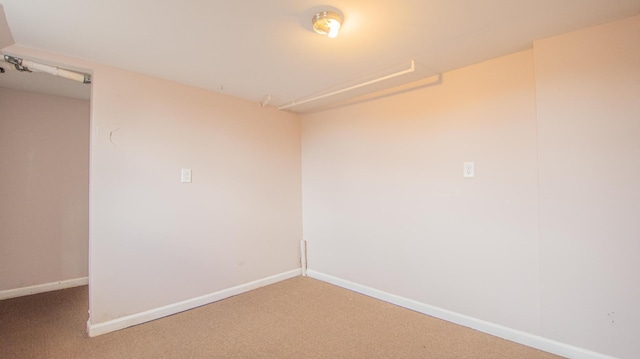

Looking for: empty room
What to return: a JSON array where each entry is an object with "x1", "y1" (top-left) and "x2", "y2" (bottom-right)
[{"x1": 1, "y1": 1, "x2": 639, "y2": 358}]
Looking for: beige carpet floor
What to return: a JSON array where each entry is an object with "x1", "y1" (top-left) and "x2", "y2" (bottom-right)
[{"x1": 0, "y1": 276, "x2": 564, "y2": 358}]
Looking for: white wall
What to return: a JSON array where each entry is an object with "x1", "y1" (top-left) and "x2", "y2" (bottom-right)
[
  {"x1": 0, "y1": 88, "x2": 89, "y2": 291},
  {"x1": 535, "y1": 16, "x2": 640, "y2": 358},
  {"x1": 302, "y1": 15, "x2": 639, "y2": 359}
]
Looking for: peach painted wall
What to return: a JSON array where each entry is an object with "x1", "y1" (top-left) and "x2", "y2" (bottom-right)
[
  {"x1": 2, "y1": 45, "x2": 303, "y2": 329},
  {"x1": 0, "y1": 88, "x2": 89, "y2": 291},
  {"x1": 302, "y1": 15, "x2": 640, "y2": 359},
  {"x1": 302, "y1": 49, "x2": 541, "y2": 334},
  {"x1": 535, "y1": 16, "x2": 640, "y2": 358},
  {"x1": 88, "y1": 66, "x2": 302, "y2": 324}
]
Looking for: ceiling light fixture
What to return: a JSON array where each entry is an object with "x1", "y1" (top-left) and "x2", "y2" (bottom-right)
[{"x1": 312, "y1": 11, "x2": 342, "y2": 38}]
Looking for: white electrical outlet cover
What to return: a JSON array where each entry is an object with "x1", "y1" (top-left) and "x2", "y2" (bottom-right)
[
  {"x1": 463, "y1": 162, "x2": 475, "y2": 178},
  {"x1": 181, "y1": 168, "x2": 192, "y2": 183}
]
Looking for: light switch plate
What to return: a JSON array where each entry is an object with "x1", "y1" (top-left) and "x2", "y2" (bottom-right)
[
  {"x1": 463, "y1": 162, "x2": 475, "y2": 178},
  {"x1": 181, "y1": 168, "x2": 192, "y2": 183}
]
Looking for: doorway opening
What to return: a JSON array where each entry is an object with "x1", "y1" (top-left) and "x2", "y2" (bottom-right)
[{"x1": 0, "y1": 59, "x2": 91, "y2": 327}]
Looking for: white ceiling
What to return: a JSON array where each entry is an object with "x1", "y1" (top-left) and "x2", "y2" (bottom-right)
[{"x1": 1, "y1": 0, "x2": 639, "y2": 111}]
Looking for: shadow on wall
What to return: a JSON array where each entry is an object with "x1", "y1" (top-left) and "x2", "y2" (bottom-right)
[{"x1": 0, "y1": 4, "x2": 15, "y2": 49}]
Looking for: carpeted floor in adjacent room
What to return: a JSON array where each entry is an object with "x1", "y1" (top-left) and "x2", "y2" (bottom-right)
[{"x1": 0, "y1": 276, "x2": 564, "y2": 358}]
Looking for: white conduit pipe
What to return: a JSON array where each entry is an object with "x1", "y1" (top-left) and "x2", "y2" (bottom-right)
[
  {"x1": 278, "y1": 59, "x2": 416, "y2": 110},
  {"x1": 300, "y1": 240, "x2": 307, "y2": 276}
]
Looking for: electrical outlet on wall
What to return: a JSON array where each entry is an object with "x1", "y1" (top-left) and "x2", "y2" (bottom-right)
[
  {"x1": 181, "y1": 168, "x2": 192, "y2": 183},
  {"x1": 463, "y1": 162, "x2": 475, "y2": 178}
]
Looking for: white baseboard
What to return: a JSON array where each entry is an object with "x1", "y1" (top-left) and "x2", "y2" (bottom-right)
[
  {"x1": 0, "y1": 277, "x2": 89, "y2": 300},
  {"x1": 87, "y1": 268, "x2": 301, "y2": 337},
  {"x1": 307, "y1": 270, "x2": 618, "y2": 359}
]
